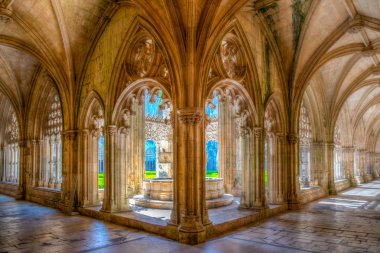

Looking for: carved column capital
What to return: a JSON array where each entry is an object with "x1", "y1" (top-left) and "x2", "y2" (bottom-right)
[
  {"x1": 30, "y1": 139, "x2": 38, "y2": 146},
  {"x1": 177, "y1": 108, "x2": 203, "y2": 125},
  {"x1": 253, "y1": 127, "x2": 262, "y2": 138},
  {"x1": 275, "y1": 132, "x2": 284, "y2": 140},
  {"x1": 287, "y1": 133, "x2": 298, "y2": 144},
  {"x1": 63, "y1": 130, "x2": 77, "y2": 141},
  {"x1": 18, "y1": 140, "x2": 27, "y2": 148},
  {"x1": 238, "y1": 127, "x2": 250, "y2": 137},
  {"x1": 106, "y1": 125, "x2": 117, "y2": 136},
  {"x1": 81, "y1": 129, "x2": 90, "y2": 137}
]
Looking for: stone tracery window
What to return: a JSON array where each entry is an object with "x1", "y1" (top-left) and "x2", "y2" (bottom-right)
[
  {"x1": 41, "y1": 94, "x2": 63, "y2": 189},
  {"x1": 2, "y1": 112, "x2": 19, "y2": 184},
  {"x1": 80, "y1": 98, "x2": 105, "y2": 207},
  {"x1": 334, "y1": 126, "x2": 344, "y2": 181},
  {"x1": 205, "y1": 87, "x2": 251, "y2": 199},
  {"x1": 299, "y1": 102, "x2": 312, "y2": 188}
]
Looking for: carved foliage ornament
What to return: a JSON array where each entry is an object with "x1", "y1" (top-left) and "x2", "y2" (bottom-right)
[
  {"x1": 125, "y1": 33, "x2": 169, "y2": 81},
  {"x1": 264, "y1": 106, "x2": 276, "y2": 133},
  {"x1": 299, "y1": 103, "x2": 311, "y2": 145},
  {"x1": 46, "y1": 95, "x2": 63, "y2": 136},
  {"x1": 6, "y1": 112, "x2": 19, "y2": 143},
  {"x1": 213, "y1": 33, "x2": 247, "y2": 80},
  {"x1": 178, "y1": 109, "x2": 203, "y2": 125},
  {"x1": 89, "y1": 104, "x2": 104, "y2": 137}
]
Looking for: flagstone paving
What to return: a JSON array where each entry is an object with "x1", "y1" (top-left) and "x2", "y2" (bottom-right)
[{"x1": 1, "y1": 180, "x2": 379, "y2": 253}]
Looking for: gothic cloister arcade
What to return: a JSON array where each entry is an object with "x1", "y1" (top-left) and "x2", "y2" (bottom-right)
[{"x1": 0, "y1": 0, "x2": 380, "y2": 246}]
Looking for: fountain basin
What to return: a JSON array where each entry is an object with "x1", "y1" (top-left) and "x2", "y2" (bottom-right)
[{"x1": 134, "y1": 177, "x2": 233, "y2": 209}]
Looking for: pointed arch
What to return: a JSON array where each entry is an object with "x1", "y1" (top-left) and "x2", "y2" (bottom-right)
[
  {"x1": 106, "y1": 16, "x2": 180, "y2": 121},
  {"x1": 78, "y1": 91, "x2": 105, "y2": 130},
  {"x1": 200, "y1": 19, "x2": 262, "y2": 119}
]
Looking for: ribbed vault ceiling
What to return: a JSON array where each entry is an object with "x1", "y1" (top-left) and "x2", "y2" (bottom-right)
[{"x1": 0, "y1": 0, "x2": 379, "y2": 150}]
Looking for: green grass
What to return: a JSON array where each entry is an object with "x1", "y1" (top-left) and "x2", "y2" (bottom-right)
[
  {"x1": 98, "y1": 173, "x2": 104, "y2": 189},
  {"x1": 206, "y1": 171, "x2": 219, "y2": 178},
  {"x1": 264, "y1": 170, "x2": 268, "y2": 188},
  {"x1": 145, "y1": 170, "x2": 156, "y2": 179}
]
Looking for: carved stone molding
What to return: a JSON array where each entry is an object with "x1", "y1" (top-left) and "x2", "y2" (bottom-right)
[
  {"x1": 264, "y1": 106, "x2": 276, "y2": 133},
  {"x1": 219, "y1": 35, "x2": 247, "y2": 79},
  {"x1": 120, "y1": 109, "x2": 131, "y2": 129},
  {"x1": 0, "y1": 0, "x2": 13, "y2": 23},
  {"x1": 347, "y1": 24, "x2": 363, "y2": 34},
  {"x1": 63, "y1": 130, "x2": 77, "y2": 141},
  {"x1": 253, "y1": 127, "x2": 262, "y2": 138},
  {"x1": 81, "y1": 129, "x2": 90, "y2": 138},
  {"x1": 106, "y1": 125, "x2": 117, "y2": 136},
  {"x1": 125, "y1": 32, "x2": 169, "y2": 81},
  {"x1": 18, "y1": 140, "x2": 27, "y2": 148},
  {"x1": 6, "y1": 112, "x2": 19, "y2": 143},
  {"x1": 276, "y1": 132, "x2": 284, "y2": 140},
  {"x1": 238, "y1": 127, "x2": 250, "y2": 138},
  {"x1": 88, "y1": 104, "x2": 104, "y2": 137},
  {"x1": 287, "y1": 133, "x2": 299, "y2": 144},
  {"x1": 362, "y1": 47, "x2": 376, "y2": 57},
  {"x1": 177, "y1": 108, "x2": 203, "y2": 125}
]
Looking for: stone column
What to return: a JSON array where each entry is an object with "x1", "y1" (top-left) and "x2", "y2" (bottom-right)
[
  {"x1": 238, "y1": 127, "x2": 250, "y2": 208},
  {"x1": 101, "y1": 125, "x2": 117, "y2": 212},
  {"x1": 375, "y1": 153, "x2": 380, "y2": 178},
  {"x1": 176, "y1": 108, "x2": 207, "y2": 244},
  {"x1": 16, "y1": 141, "x2": 26, "y2": 199},
  {"x1": 80, "y1": 129, "x2": 89, "y2": 207},
  {"x1": 30, "y1": 140, "x2": 38, "y2": 187},
  {"x1": 55, "y1": 135, "x2": 62, "y2": 189},
  {"x1": 326, "y1": 143, "x2": 336, "y2": 195},
  {"x1": 287, "y1": 133, "x2": 300, "y2": 210},
  {"x1": 9, "y1": 144, "x2": 14, "y2": 182},
  {"x1": 252, "y1": 127, "x2": 267, "y2": 209},
  {"x1": 275, "y1": 133, "x2": 284, "y2": 204},
  {"x1": 61, "y1": 130, "x2": 77, "y2": 213},
  {"x1": 48, "y1": 136, "x2": 55, "y2": 188},
  {"x1": 6, "y1": 145, "x2": 11, "y2": 182},
  {"x1": 218, "y1": 96, "x2": 237, "y2": 194},
  {"x1": 358, "y1": 149, "x2": 366, "y2": 183},
  {"x1": 90, "y1": 133, "x2": 99, "y2": 204},
  {"x1": 38, "y1": 139, "x2": 45, "y2": 187},
  {"x1": 0, "y1": 145, "x2": 3, "y2": 182},
  {"x1": 342, "y1": 147, "x2": 355, "y2": 186},
  {"x1": 114, "y1": 128, "x2": 131, "y2": 212}
]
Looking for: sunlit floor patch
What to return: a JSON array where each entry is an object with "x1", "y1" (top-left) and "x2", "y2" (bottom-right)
[{"x1": 318, "y1": 198, "x2": 367, "y2": 209}]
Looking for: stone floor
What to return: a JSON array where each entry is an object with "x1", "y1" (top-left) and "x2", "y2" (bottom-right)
[{"x1": 1, "y1": 181, "x2": 380, "y2": 253}]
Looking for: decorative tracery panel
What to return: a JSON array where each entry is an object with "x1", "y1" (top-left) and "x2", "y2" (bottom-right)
[
  {"x1": 40, "y1": 93, "x2": 63, "y2": 189},
  {"x1": 299, "y1": 102, "x2": 312, "y2": 187},
  {"x1": 2, "y1": 112, "x2": 19, "y2": 183}
]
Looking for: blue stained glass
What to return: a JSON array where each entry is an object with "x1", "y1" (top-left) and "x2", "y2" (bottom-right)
[
  {"x1": 205, "y1": 91, "x2": 218, "y2": 118},
  {"x1": 145, "y1": 140, "x2": 156, "y2": 171},
  {"x1": 145, "y1": 90, "x2": 163, "y2": 117},
  {"x1": 206, "y1": 140, "x2": 218, "y2": 172}
]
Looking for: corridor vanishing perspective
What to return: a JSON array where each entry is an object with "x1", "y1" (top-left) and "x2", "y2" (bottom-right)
[
  {"x1": 0, "y1": 0, "x2": 380, "y2": 246},
  {"x1": 1, "y1": 180, "x2": 380, "y2": 252}
]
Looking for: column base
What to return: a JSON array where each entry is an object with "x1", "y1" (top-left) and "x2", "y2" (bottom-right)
[
  {"x1": 178, "y1": 215, "x2": 206, "y2": 245},
  {"x1": 287, "y1": 192, "x2": 301, "y2": 210},
  {"x1": 328, "y1": 182, "x2": 337, "y2": 195},
  {"x1": 166, "y1": 222, "x2": 179, "y2": 240},
  {"x1": 287, "y1": 201, "x2": 301, "y2": 210}
]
